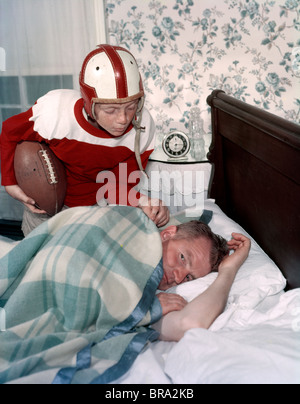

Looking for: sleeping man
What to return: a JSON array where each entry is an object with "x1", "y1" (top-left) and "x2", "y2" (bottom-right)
[
  {"x1": 155, "y1": 220, "x2": 251, "y2": 341},
  {"x1": 0, "y1": 206, "x2": 250, "y2": 383}
]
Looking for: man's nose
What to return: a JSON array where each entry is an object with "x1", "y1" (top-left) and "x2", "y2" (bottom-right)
[{"x1": 173, "y1": 268, "x2": 188, "y2": 285}]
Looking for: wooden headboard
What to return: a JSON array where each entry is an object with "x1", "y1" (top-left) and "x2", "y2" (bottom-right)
[{"x1": 207, "y1": 90, "x2": 300, "y2": 290}]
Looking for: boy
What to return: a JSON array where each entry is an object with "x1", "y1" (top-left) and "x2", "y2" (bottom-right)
[{"x1": 0, "y1": 45, "x2": 169, "y2": 236}]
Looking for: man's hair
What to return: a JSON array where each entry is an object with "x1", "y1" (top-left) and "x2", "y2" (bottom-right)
[{"x1": 174, "y1": 221, "x2": 229, "y2": 272}]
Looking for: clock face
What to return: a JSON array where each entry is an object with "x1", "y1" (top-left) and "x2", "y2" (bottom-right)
[{"x1": 162, "y1": 131, "x2": 190, "y2": 158}]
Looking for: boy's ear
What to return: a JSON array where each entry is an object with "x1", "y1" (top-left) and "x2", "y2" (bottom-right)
[{"x1": 160, "y1": 225, "x2": 178, "y2": 241}]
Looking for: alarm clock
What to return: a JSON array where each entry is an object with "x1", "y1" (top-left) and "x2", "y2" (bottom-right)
[{"x1": 162, "y1": 131, "x2": 190, "y2": 159}]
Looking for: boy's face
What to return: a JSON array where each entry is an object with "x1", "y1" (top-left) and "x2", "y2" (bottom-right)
[
  {"x1": 158, "y1": 226, "x2": 212, "y2": 291},
  {"x1": 93, "y1": 100, "x2": 139, "y2": 137}
]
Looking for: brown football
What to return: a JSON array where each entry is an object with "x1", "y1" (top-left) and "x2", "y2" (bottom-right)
[{"x1": 14, "y1": 141, "x2": 67, "y2": 216}]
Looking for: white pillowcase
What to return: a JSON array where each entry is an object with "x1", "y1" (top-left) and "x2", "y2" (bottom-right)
[{"x1": 164, "y1": 199, "x2": 286, "y2": 309}]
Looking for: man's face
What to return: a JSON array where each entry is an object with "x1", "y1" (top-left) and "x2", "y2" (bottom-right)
[
  {"x1": 93, "y1": 100, "x2": 139, "y2": 137},
  {"x1": 158, "y1": 226, "x2": 212, "y2": 291}
]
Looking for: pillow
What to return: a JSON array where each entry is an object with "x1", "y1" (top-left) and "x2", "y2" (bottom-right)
[{"x1": 163, "y1": 199, "x2": 286, "y2": 310}]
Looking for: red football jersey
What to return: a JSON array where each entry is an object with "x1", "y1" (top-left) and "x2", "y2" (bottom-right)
[{"x1": 0, "y1": 90, "x2": 155, "y2": 207}]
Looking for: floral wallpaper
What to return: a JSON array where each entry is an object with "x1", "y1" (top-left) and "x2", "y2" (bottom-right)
[{"x1": 106, "y1": 0, "x2": 300, "y2": 151}]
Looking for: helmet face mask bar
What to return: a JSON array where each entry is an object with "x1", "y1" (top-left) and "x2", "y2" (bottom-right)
[{"x1": 79, "y1": 44, "x2": 147, "y2": 174}]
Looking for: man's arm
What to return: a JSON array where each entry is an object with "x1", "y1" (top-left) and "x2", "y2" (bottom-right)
[{"x1": 153, "y1": 233, "x2": 251, "y2": 342}]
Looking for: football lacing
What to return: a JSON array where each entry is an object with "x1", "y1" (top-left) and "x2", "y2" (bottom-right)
[{"x1": 39, "y1": 149, "x2": 58, "y2": 185}]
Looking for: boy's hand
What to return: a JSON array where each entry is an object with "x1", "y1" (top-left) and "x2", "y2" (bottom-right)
[
  {"x1": 157, "y1": 292, "x2": 188, "y2": 316},
  {"x1": 138, "y1": 195, "x2": 170, "y2": 227},
  {"x1": 5, "y1": 185, "x2": 47, "y2": 214}
]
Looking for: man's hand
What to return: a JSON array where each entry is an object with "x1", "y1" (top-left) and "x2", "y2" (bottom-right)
[
  {"x1": 157, "y1": 292, "x2": 187, "y2": 316},
  {"x1": 138, "y1": 195, "x2": 170, "y2": 228},
  {"x1": 218, "y1": 233, "x2": 251, "y2": 275},
  {"x1": 5, "y1": 185, "x2": 47, "y2": 214}
]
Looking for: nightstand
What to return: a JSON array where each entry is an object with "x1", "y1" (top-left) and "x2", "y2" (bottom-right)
[{"x1": 140, "y1": 148, "x2": 212, "y2": 214}]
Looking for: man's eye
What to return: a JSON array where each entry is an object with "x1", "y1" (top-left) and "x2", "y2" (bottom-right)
[
  {"x1": 185, "y1": 274, "x2": 193, "y2": 282},
  {"x1": 180, "y1": 253, "x2": 185, "y2": 262}
]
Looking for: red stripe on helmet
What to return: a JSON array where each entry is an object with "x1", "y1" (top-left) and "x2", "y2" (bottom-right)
[{"x1": 100, "y1": 44, "x2": 128, "y2": 99}]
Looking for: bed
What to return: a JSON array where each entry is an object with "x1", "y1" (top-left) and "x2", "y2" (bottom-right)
[
  {"x1": 0, "y1": 90, "x2": 299, "y2": 385},
  {"x1": 206, "y1": 90, "x2": 300, "y2": 291}
]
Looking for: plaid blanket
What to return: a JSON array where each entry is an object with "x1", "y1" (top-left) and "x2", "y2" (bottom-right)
[{"x1": 0, "y1": 206, "x2": 163, "y2": 384}]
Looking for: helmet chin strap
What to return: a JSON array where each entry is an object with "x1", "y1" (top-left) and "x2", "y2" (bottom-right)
[
  {"x1": 133, "y1": 112, "x2": 147, "y2": 177},
  {"x1": 132, "y1": 98, "x2": 148, "y2": 177},
  {"x1": 91, "y1": 103, "x2": 97, "y2": 121}
]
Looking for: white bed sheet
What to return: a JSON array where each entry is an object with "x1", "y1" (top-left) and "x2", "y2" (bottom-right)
[
  {"x1": 1, "y1": 200, "x2": 299, "y2": 384},
  {"x1": 117, "y1": 290, "x2": 300, "y2": 385}
]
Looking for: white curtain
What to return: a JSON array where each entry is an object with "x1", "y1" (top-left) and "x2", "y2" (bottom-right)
[{"x1": 0, "y1": 0, "x2": 106, "y2": 83}]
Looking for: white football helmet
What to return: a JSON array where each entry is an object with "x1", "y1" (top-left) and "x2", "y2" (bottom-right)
[{"x1": 79, "y1": 44, "x2": 144, "y2": 119}]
